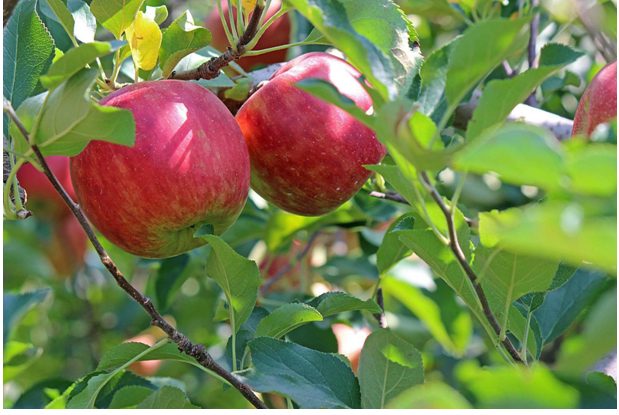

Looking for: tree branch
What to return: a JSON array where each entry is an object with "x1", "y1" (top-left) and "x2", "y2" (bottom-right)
[
  {"x1": 418, "y1": 171, "x2": 524, "y2": 363},
  {"x1": 169, "y1": 3, "x2": 265, "y2": 80},
  {"x1": 525, "y1": 0, "x2": 540, "y2": 107},
  {"x1": 3, "y1": 0, "x2": 18, "y2": 26},
  {"x1": 3, "y1": 99, "x2": 267, "y2": 409},
  {"x1": 260, "y1": 232, "x2": 319, "y2": 294}
]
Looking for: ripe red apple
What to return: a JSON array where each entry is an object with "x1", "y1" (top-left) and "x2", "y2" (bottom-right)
[
  {"x1": 70, "y1": 80, "x2": 250, "y2": 258},
  {"x1": 46, "y1": 214, "x2": 88, "y2": 278},
  {"x1": 235, "y1": 52, "x2": 386, "y2": 216},
  {"x1": 126, "y1": 333, "x2": 163, "y2": 377},
  {"x1": 572, "y1": 61, "x2": 617, "y2": 137},
  {"x1": 16, "y1": 156, "x2": 76, "y2": 219},
  {"x1": 332, "y1": 323, "x2": 371, "y2": 373},
  {"x1": 205, "y1": 0, "x2": 291, "y2": 71}
]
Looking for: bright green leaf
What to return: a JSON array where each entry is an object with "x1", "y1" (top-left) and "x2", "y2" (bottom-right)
[
  {"x1": 307, "y1": 291, "x2": 382, "y2": 317},
  {"x1": 90, "y1": 0, "x2": 144, "y2": 39}
]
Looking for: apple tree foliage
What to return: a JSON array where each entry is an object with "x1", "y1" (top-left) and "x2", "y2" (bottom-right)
[{"x1": 3, "y1": 0, "x2": 617, "y2": 409}]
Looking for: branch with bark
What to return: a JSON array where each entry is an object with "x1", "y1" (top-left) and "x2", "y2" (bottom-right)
[
  {"x1": 169, "y1": 2, "x2": 265, "y2": 80},
  {"x1": 418, "y1": 171, "x2": 524, "y2": 363},
  {"x1": 3, "y1": 99, "x2": 267, "y2": 409}
]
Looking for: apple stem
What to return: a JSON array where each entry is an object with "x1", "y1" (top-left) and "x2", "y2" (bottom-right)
[
  {"x1": 418, "y1": 171, "x2": 525, "y2": 364},
  {"x1": 169, "y1": 2, "x2": 265, "y2": 81},
  {"x1": 2, "y1": 98, "x2": 268, "y2": 410}
]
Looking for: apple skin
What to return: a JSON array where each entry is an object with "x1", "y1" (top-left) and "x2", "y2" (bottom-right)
[
  {"x1": 235, "y1": 52, "x2": 386, "y2": 216},
  {"x1": 17, "y1": 156, "x2": 76, "y2": 219},
  {"x1": 332, "y1": 323, "x2": 371, "y2": 373},
  {"x1": 70, "y1": 80, "x2": 250, "y2": 258},
  {"x1": 572, "y1": 61, "x2": 617, "y2": 137},
  {"x1": 126, "y1": 333, "x2": 163, "y2": 377},
  {"x1": 205, "y1": 0, "x2": 291, "y2": 71}
]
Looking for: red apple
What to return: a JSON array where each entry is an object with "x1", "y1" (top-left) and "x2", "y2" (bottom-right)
[
  {"x1": 260, "y1": 239, "x2": 311, "y2": 290},
  {"x1": 17, "y1": 156, "x2": 76, "y2": 219},
  {"x1": 46, "y1": 214, "x2": 88, "y2": 278},
  {"x1": 572, "y1": 61, "x2": 617, "y2": 137},
  {"x1": 235, "y1": 52, "x2": 386, "y2": 216},
  {"x1": 126, "y1": 333, "x2": 163, "y2": 377},
  {"x1": 205, "y1": 0, "x2": 291, "y2": 71},
  {"x1": 70, "y1": 80, "x2": 250, "y2": 258}
]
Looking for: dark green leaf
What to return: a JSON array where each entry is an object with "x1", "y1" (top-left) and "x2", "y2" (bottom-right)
[
  {"x1": 155, "y1": 254, "x2": 190, "y2": 311},
  {"x1": 376, "y1": 213, "x2": 415, "y2": 274},
  {"x1": 358, "y1": 329, "x2": 424, "y2": 408},
  {"x1": 246, "y1": 337, "x2": 360, "y2": 408},
  {"x1": 45, "y1": 0, "x2": 76, "y2": 42},
  {"x1": 108, "y1": 386, "x2": 154, "y2": 409}
]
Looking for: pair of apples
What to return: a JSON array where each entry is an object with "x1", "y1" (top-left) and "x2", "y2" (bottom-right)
[{"x1": 68, "y1": 52, "x2": 385, "y2": 258}]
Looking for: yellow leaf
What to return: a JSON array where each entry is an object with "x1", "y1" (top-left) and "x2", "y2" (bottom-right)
[
  {"x1": 125, "y1": 11, "x2": 162, "y2": 71},
  {"x1": 242, "y1": 0, "x2": 257, "y2": 19}
]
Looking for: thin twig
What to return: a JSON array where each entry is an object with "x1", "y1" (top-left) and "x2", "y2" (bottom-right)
[
  {"x1": 3, "y1": 99, "x2": 267, "y2": 409},
  {"x1": 260, "y1": 232, "x2": 319, "y2": 293},
  {"x1": 170, "y1": 3, "x2": 264, "y2": 80},
  {"x1": 418, "y1": 171, "x2": 524, "y2": 364},
  {"x1": 373, "y1": 288, "x2": 387, "y2": 328},
  {"x1": 525, "y1": 0, "x2": 540, "y2": 106}
]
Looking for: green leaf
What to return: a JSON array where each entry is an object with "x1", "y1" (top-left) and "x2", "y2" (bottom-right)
[
  {"x1": 296, "y1": 78, "x2": 375, "y2": 128},
  {"x1": 68, "y1": 0, "x2": 97, "y2": 43},
  {"x1": 565, "y1": 143, "x2": 617, "y2": 196},
  {"x1": 287, "y1": 0, "x2": 398, "y2": 99},
  {"x1": 255, "y1": 303, "x2": 323, "y2": 338},
  {"x1": 155, "y1": 254, "x2": 191, "y2": 311},
  {"x1": 12, "y1": 379, "x2": 73, "y2": 409},
  {"x1": 456, "y1": 361, "x2": 579, "y2": 408},
  {"x1": 3, "y1": 0, "x2": 55, "y2": 109},
  {"x1": 386, "y1": 382, "x2": 472, "y2": 409},
  {"x1": 13, "y1": 68, "x2": 135, "y2": 157},
  {"x1": 40, "y1": 41, "x2": 116, "y2": 89},
  {"x1": 159, "y1": 11, "x2": 212, "y2": 78},
  {"x1": 3, "y1": 341, "x2": 42, "y2": 382},
  {"x1": 3, "y1": 289, "x2": 50, "y2": 345},
  {"x1": 144, "y1": 5, "x2": 168, "y2": 25},
  {"x1": 533, "y1": 269, "x2": 608, "y2": 345},
  {"x1": 376, "y1": 213, "x2": 415, "y2": 274},
  {"x1": 307, "y1": 291, "x2": 382, "y2": 317},
  {"x1": 446, "y1": 18, "x2": 530, "y2": 107},
  {"x1": 416, "y1": 38, "x2": 456, "y2": 122},
  {"x1": 65, "y1": 373, "x2": 109, "y2": 409},
  {"x1": 366, "y1": 164, "x2": 418, "y2": 206},
  {"x1": 473, "y1": 247, "x2": 558, "y2": 342},
  {"x1": 467, "y1": 43, "x2": 583, "y2": 139},
  {"x1": 382, "y1": 276, "x2": 472, "y2": 357},
  {"x1": 108, "y1": 386, "x2": 154, "y2": 409},
  {"x1": 454, "y1": 123, "x2": 565, "y2": 191},
  {"x1": 358, "y1": 329, "x2": 424, "y2": 409},
  {"x1": 90, "y1": 0, "x2": 144, "y2": 39},
  {"x1": 199, "y1": 235, "x2": 261, "y2": 332},
  {"x1": 137, "y1": 386, "x2": 198, "y2": 409},
  {"x1": 479, "y1": 202, "x2": 617, "y2": 274},
  {"x1": 45, "y1": 0, "x2": 76, "y2": 42},
  {"x1": 246, "y1": 337, "x2": 360, "y2": 408}
]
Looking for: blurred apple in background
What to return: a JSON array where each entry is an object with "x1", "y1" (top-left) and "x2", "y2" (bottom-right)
[
  {"x1": 205, "y1": 0, "x2": 291, "y2": 71},
  {"x1": 572, "y1": 61, "x2": 617, "y2": 137}
]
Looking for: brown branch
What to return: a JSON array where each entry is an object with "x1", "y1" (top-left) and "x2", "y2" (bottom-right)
[
  {"x1": 3, "y1": 99, "x2": 267, "y2": 409},
  {"x1": 525, "y1": 0, "x2": 540, "y2": 107},
  {"x1": 373, "y1": 288, "x2": 387, "y2": 329},
  {"x1": 3, "y1": 0, "x2": 18, "y2": 26},
  {"x1": 260, "y1": 232, "x2": 319, "y2": 294},
  {"x1": 169, "y1": 3, "x2": 265, "y2": 80},
  {"x1": 418, "y1": 171, "x2": 524, "y2": 363}
]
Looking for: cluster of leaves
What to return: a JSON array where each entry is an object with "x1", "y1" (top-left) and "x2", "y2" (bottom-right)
[{"x1": 3, "y1": 0, "x2": 617, "y2": 410}]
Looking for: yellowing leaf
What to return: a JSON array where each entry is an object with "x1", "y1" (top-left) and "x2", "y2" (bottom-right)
[
  {"x1": 125, "y1": 11, "x2": 162, "y2": 71},
  {"x1": 242, "y1": 0, "x2": 257, "y2": 18}
]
